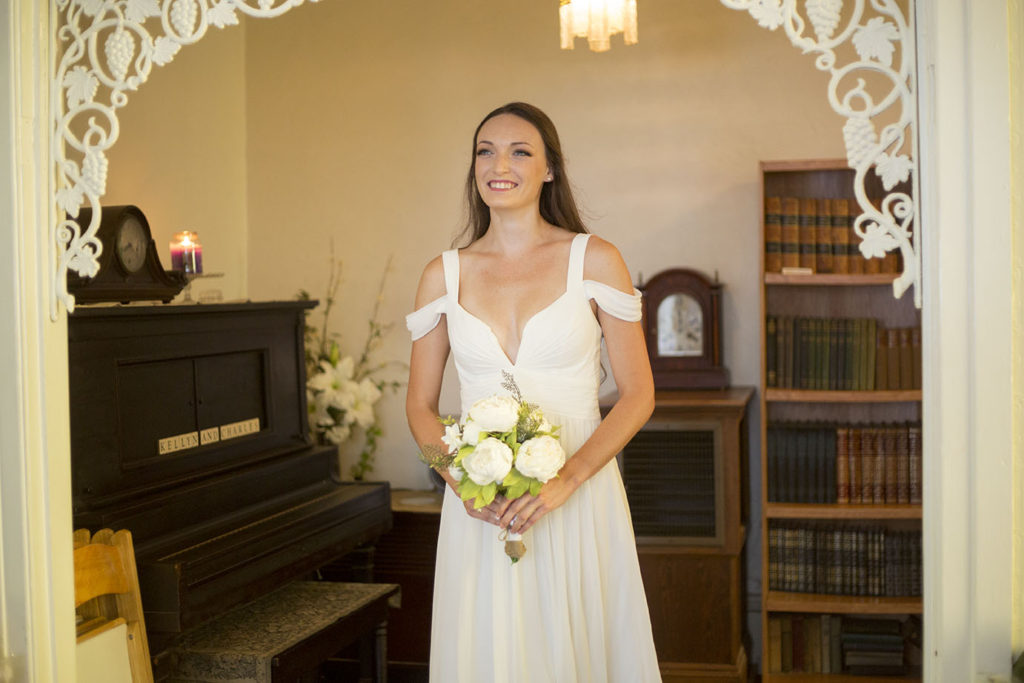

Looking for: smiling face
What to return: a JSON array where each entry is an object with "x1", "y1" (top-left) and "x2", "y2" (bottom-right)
[{"x1": 473, "y1": 113, "x2": 553, "y2": 212}]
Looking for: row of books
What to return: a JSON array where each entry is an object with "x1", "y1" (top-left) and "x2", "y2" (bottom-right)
[
  {"x1": 766, "y1": 614, "x2": 922, "y2": 675},
  {"x1": 766, "y1": 316, "x2": 922, "y2": 391},
  {"x1": 764, "y1": 196, "x2": 902, "y2": 275},
  {"x1": 767, "y1": 423, "x2": 922, "y2": 505},
  {"x1": 768, "y1": 523, "x2": 922, "y2": 597}
]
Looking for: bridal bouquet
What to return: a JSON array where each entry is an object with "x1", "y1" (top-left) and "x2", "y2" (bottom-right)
[{"x1": 421, "y1": 372, "x2": 566, "y2": 563}]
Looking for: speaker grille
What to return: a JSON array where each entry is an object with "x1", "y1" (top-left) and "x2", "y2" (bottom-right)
[{"x1": 623, "y1": 429, "x2": 718, "y2": 539}]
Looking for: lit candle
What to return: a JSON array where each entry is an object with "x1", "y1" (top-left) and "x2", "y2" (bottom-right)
[{"x1": 169, "y1": 231, "x2": 203, "y2": 274}]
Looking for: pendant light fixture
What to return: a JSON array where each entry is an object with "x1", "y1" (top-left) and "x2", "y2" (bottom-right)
[{"x1": 559, "y1": 0, "x2": 638, "y2": 52}]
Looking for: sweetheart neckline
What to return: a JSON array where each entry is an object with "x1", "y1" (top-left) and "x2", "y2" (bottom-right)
[{"x1": 455, "y1": 289, "x2": 571, "y2": 366}]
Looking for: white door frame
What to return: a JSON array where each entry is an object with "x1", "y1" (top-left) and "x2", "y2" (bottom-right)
[
  {"x1": 1, "y1": 1, "x2": 75, "y2": 681},
  {"x1": 1, "y1": 1, "x2": 1017, "y2": 680}
]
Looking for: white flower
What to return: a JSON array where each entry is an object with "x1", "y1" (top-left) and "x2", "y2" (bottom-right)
[
  {"x1": 345, "y1": 378, "x2": 382, "y2": 429},
  {"x1": 461, "y1": 437, "x2": 513, "y2": 486},
  {"x1": 441, "y1": 423, "x2": 463, "y2": 454},
  {"x1": 308, "y1": 390, "x2": 334, "y2": 428},
  {"x1": 308, "y1": 356, "x2": 355, "y2": 393},
  {"x1": 528, "y1": 407, "x2": 553, "y2": 434},
  {"x1": 323, "y1": 423, "x2": 351, "y2": 445},
  {"x1": 514, "y1": 435, "x2": 566, "y2": 483},
  {"x1": 448, "y1": 465, "x2": 464, "y2": 481},
  {"x1": 467, "y1": 395, "x2": 520, "y2": 433},
  {"x1": 461, "y1": 420, "x2": 482, "y2": 446}
]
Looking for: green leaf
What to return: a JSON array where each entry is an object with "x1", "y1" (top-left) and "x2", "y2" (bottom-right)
[
  {"x1": 529, "y1": 480, "x2": 543, "y2": 496},
  {"x1": 478, "y1": 482, "x2": 498, "y2": 508}
]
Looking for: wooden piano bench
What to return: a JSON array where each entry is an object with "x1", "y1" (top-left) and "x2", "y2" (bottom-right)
[{"x1": 166, "y1": 581, "x2": 401, "y2": 683}]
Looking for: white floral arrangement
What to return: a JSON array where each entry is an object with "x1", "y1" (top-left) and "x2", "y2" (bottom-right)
[
  {"x1": 422, "y1": 371, "x2": 566, "y2": 563},
  {"x1": 300, "y1": 249, "x2": 401, "y2": 481}
]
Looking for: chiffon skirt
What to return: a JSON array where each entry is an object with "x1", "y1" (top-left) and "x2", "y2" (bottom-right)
[{"x1": 429, "y1": 410, "x2": 662, "y2": 683}]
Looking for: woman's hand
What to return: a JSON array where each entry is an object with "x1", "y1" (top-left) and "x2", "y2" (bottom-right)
[
  {"x1": 454, "y1": 486, "x2": 507, "y2": 528},
  {"x1": 495, "y1": 475, "x2": 578, "y2": 534}
]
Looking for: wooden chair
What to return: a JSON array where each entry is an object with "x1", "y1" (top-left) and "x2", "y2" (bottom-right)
[{"x1": 73, "y1": 528, "x2": 153, "y2": 683}]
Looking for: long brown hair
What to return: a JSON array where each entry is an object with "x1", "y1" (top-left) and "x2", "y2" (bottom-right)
[{"x1": 456, "y1": 102, "x2": 588, "y2": 246}]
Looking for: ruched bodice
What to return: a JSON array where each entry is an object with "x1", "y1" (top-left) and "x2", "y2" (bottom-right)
[
  {"x1": 406, "y1": 233, "x2": 660, "y2": 683},
  {"x1": 407, "y1": 233, "x2": 643, "y2": 423}
]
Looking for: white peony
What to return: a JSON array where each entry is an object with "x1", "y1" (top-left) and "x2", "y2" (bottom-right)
[
  {"x1": 467, "y1": 395, "x2": 520, "y2": 433},
  {"x1": 461, "y1": 437, "x2": 513, "y2": 486},
  {"x1": 448, "y1": 465, "x2": 464, "y2": 481},
  {"x1": 461, "y1": 420, "x2": 482, "y2": 446},
  {"x1": 441, "y1": 423, "x2": 463, "y2": 454},
  {"x1": 514, "y1": 435, "x2": 566, "y2": 483}
]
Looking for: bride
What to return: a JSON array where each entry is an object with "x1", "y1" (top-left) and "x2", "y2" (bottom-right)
[{"x1": 406, "y1": 102, "x2": 662, "y2": 682}]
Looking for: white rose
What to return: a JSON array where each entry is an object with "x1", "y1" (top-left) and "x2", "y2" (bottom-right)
[
  {"x1": 441, "y1": 423, "x2": 463, "y2": 454},
  {"x1": 461, "y1": 420, "x2": 482, "y2": 446},
  {"x1": 514, "y1": 435, "x2": 566, "y2": 483},
  {"x1": 461, "y1": 437, "x2": 513, "y2": 486},
  {"x1": 448, "y1": 465, "x2": 464, "y2": 481},
  {"x1": 467, "y1": 395, "x2": 520, "y2": 433}
]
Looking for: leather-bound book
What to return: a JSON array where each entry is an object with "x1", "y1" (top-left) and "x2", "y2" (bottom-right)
[
  {"x1": 815, "y1": 198, "x2": 833, "y2": 273},
  {"x1": 799, "y1": 198, "x2": 818, "y2": 270},
  {"x1": 859, "y1": 429, "x2": 876, "y2": 503},
  {"x1": 872, "y1": 427, "x2": 887, "y2": 504},
  {"x1": 885, "y1": 328, "x2": 901, "y2": 391},
  {"x1": 848, "y1": 428, "x2": 863, "y2": 504},
  {"x1": 766, "y1": 316, "x2": 778, "y2": 387},
  {"x1": 835, "y1": 427, "x2": 850, "y2": 504},
  {"x1": 884, "y1": 427, "x2": 900, "y2": 504},
  {"x1": 911, "y1": 327, "x2": 922, "y2": 389},
  {"x1": 848, "y1": 209, "x2": 865, "y2": 274},
  {"x1": 875, "y1": 327, "x2": 889, "y2": 390},
  {"x1": 895, "y1": 424, "x2": 911, "y2": 504},
  {"x1": 898, "y1": 327, "x2": 914, "y2": 390},
  {"x1": 781, "y1": 197, "x2": 801, "y2": 269},
  {"x1": 907, "y1": 424, "x2": 922, "y2": 504},
  {"x1": 830, "y1": 199, "x2": 850, "y2": 273},
  {"x1": 765, "y1": 196, "x2": 783, "y2": 273}
]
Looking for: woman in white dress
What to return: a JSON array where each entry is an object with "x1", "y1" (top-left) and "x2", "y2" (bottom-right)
[{"x1": 406, "y1": 102, "x2": 662, "y2": 682}]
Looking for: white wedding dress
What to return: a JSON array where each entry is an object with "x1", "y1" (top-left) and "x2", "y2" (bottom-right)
[{"x1": 406, "y1": 233, "x2": 662, "y2": 683}]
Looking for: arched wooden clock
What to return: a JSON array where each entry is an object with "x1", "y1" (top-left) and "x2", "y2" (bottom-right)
[
  {"x1": 67, "y1": 205, "x2": 188, "y2": 304},
  {"x1": 640, "y1": 268, "x2": 730, "y2": 389}
]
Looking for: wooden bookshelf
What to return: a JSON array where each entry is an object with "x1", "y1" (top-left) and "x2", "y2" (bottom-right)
[
  {"x1": 758, "y1": 160, "x2": 923, "y2": 679},
  {"x1": 766, "y1": 503, "x2": 921, "y2": 520},
  {"x1": 765, "y1": 592, "x2": 923, "y2": 614},
  {"x1": 765, "y1": 273, "x2": 900, "y2": 286},
  {"x1": 764, "y1": 674, "x2": 920, "y2": 682},
  {"x1": 766, "y1": 389, "x2": 921, "y2": 403}
]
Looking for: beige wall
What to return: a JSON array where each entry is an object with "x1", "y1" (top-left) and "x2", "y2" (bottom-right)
[
  {"x1": 242, "y1": 0, "x2": 845, "y2": 487},
  {"x1": 105, "y1": 26, "x2": 248, "y2": 303}
]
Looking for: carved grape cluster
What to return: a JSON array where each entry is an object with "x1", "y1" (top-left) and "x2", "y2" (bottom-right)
[
  {"x1": 842, "y1": 116, "x2": 877, "y2": 169},
  {"x1": 805, "y1": 0, "x2": 842, "y2": 41},
  {"x1": 170, "y1": 0, "x2": 199, "y2": 37},
  {"x1": 103, "y1": 29, "x2": 135, "y2": 82}
]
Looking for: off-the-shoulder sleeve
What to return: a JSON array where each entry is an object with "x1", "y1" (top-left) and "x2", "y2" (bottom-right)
[
  {"x1": 405, "y1": 296, "x2": 447, "y2": 341},
  {"x1": 583, "y1": 280, "x2": 643, "y2": 322}
]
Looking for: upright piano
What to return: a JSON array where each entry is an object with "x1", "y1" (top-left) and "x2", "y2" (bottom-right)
[{"x1": 68, "y1": 301, "x2": 392, "y2": 675}]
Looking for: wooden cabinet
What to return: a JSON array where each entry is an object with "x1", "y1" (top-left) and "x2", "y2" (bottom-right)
[
  {"x1": 623, "y1": 388, "x2": 754, "y2": 683},
  {"x1": 758, "y1": 160, "x2": 922, "y2": 681}
]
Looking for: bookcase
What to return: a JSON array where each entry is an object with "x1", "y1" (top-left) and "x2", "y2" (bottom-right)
[{"x1": 758, "y1": 160, "x2": 922, "y2": 680}]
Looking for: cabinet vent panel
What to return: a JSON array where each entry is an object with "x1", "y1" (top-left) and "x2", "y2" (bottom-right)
[{"x1": 623, "y1": 430, "x2": 718, "y2": 539}]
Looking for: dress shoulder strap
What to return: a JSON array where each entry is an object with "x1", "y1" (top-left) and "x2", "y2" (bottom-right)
[
  {"x1": 567, "y1": 233, "x2": 591, "y2": 287},
  {"x1": 441, "y1": 249, "x2": 460, "y2": 300}
]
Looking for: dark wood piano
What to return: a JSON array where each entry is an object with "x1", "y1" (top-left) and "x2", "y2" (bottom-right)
[{"x1": 68, "y1": 301, "x2": 392, "y2": 677}]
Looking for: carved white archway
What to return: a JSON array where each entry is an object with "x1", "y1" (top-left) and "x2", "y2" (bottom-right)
[{"x1": 51, "y1": 0, "x2": 919, "y2": 318}]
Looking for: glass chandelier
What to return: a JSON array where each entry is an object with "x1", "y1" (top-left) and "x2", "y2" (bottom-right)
[{"x1": 559, "y1": 0, "x2": 638, "y2": 52}]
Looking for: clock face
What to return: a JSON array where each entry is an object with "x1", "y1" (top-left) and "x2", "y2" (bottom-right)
[
  {"x1": 656, "y1": 293, "x2": 703, "y2": 357},
  {"x1": 115, "y1": 216, "x2": 148, "y2": 274}
]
